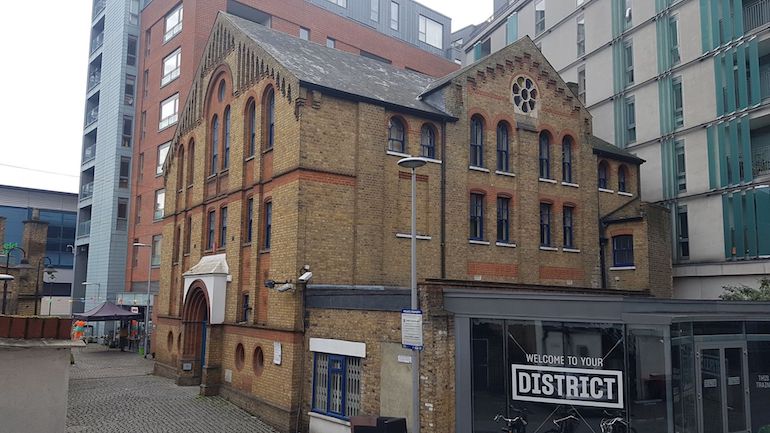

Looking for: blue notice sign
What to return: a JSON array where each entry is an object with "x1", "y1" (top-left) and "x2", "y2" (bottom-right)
[{"x1": 401, "y1": 309, "x2": 423, "y2": 350}]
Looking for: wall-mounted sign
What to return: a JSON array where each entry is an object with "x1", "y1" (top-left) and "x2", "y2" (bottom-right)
[
  {"x1": 401, "y1": 309, "x2": 423, "y2": 350},
  {"x1": 756, "y1": 374, "x2": 770, "y2": 389},
  {"x1": 512, "y1": 364, "x2": 624, "y2": 409},
  {"x1": 130, "y1": 306, "x2": 139, "y2": 313},
  {"x1": 274, "y1": 342, "x2": 282, "y2": 365}
]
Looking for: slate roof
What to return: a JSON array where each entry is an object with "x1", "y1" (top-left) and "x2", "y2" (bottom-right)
[
  {"x1": 591, "y1": 136, "x2": 645, "y2": 164},
  {"x1": 224, "y1": 13, "x2": 453, "y2": 119}
]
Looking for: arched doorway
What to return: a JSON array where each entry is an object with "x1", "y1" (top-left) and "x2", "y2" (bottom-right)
[{"x1": 181, "y1": 283, "x2": 208, "y2": 384}]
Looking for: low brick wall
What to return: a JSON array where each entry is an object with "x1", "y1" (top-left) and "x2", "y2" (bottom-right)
[{"x1": 0, "y1": 316, "x2": 72, "y2": 340}]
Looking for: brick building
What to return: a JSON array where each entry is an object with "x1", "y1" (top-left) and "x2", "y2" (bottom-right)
[
  {"x1": 150, "y1": 12, "x2": 674, "y2": 433},
  {"x1": 125, "y1": 0, "x2": 459, "y2": 314}
]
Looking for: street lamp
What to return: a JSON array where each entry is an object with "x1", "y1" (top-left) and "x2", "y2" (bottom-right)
[
  {"x1": 133, "y1": 242, "x2": 152, "y2": 358},
  {"x1": 35, "y1": 256, "x2": 56, "y2": 316},
  {"x1": 1, "y1": 246, "x2": 26, "y2": 315},
  {"x1": 397, "y1": 156, "x2": 427, "y2": 433}
]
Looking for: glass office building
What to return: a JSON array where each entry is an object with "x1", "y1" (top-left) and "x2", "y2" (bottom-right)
[{"x1": 448, "y1": 291, "x2": 770, "y2": 433}]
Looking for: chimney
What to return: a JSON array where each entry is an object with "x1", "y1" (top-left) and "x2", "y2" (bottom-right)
[{"x1": 566, "y1": 82, "x2": 580, "y2": 99}]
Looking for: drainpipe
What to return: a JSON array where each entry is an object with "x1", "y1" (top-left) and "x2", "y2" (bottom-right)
[{"x1": 440, "y1": 121, "x2": 447, "y2": 279}]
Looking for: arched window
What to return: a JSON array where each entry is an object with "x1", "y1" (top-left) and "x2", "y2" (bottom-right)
[
  {"x1": 496, "y1": 122, "x2": 509, "y2": 172},
  {"x1": 598, "y1": 161, "x2": 609, "y2": 189},
  {"x1": 176, "y1": 146, "x2": 184, "y2": 192},
  {"x1": 187, "y1": 141, "x2": 195, "y2": 187},
  {"x1": 246, "y1": 99, "x2": 256, "y2": 157},
  {"x1": 618, "y1": 165, "x2": 628, "y2": 192},
  {"x1": 264, "y1": 88, "x2": 275, "y2": 150},
  {"x1": 420, "y1": 124, "x2": 435, "y2": 159},
  {"x1": 210, "y1": 115, "x2": 219, "y2": 175},
  {"x1": 218, "y1": 80, "x2": 226, "y2": 102},
  {"x1": 539, "y1": 132, "x2": 550, "y2": 179},
  {"x1": 562, "y1": 136, "x2": 573, "y2": 183},
  {"x1": 388, "y1": 117, "x2": 405, "y2": 153},
  {"x1": 470, "y1": 116, "x2": 484, "y2": 167},
  {"x1": 222, "y1": 106, "x2": 231, "y2": 169}
]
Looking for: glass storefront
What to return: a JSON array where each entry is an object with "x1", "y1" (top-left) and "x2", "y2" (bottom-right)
[{"x1": 469, "y1": 319, "x2": 770, "y2": 433}]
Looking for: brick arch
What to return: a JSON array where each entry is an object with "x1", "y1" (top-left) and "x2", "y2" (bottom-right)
[
  {"x1": 468, "y1": 109, "x2": 491, "y2": 126},
  {"x1": 203, "y1": 64, "x2": 234, "y2": 118},
  {"x1": 558, "y1": 129, "x2": 579, "y2": 145},
  {"x1": 537, "y1": 124, "x2": 558, "y2": 141},
  {"x1": 491, "y1": 115, "x2": 516, "y2": 131},
  {"x1": 181, "y1": 281, "x2": 209, "y2": 381}
]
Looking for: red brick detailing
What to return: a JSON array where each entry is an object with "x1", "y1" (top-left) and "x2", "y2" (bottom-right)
[
  {"x1": 467, "y1": 262, "x2": 519, "y2": 278},
  {"x1": 609, "y1": 228, "x2": 634, "y2": 237},
  {"x1": 223, "y1": 324, "x2": 302, "y2": 344},
  {"x1": 398, "y1": 171, "x2": 429, "y2": 182},
  {"x1": 470, "y1": 185, "x2": 515, "y2": 199},
  {"x1": 0, "y1": 316, "x2": 71, "y2": 340},
  {"x1": 539, "y1": 266, "x2": 585, "y2": 280},
  {"x1": 470, "y1": 88, "x2": 509, "y2": 103}
]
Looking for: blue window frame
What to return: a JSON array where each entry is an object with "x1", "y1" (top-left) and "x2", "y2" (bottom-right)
[
  {"x1": 388, "y1": 117, "x2": 405, "y2": 153},
  {"x1": 598, "y1": 161, "x2": 609, "y2": 189},
  {"x1": 223, "y1": 106, "x2": 230, "y2": 169},
  {"x1": 210, "y1": 115, "x2": 219, "y2": 175},
  {"x1": 562, "y1": 136, "x2": 573, "y2": 183},
  {"x1": 612, "y1": 235, "x2": 634, "y2": 266},
  {"x1": 540, "y1": 202, "x2": 552, "y2": 247},
  {"x1": 265, "y1": 88, "x2": 275, "y2": 150},
  {"x1": 246, "y1": 197, "x2": 253, "y2": 243},
  {"x1": 219, "y1": 206, "x2": 227, "y2": 248},
  {"x1": 618, "y1": 165, "x2": 628, "y2": 192},
  {"x1": 264, "y1": 201, "x2": 272, "y2": 250},
  {"x1": 470, "y1": 116, "x2": 484, "y2": 167},
  {"x1": 497, "y1": 196, "x2": 510, "y2": 243},
  {"x1": 563, "y1": 206, "x2": 574, "y2": 248},
  {"x1": 312, "y1": 353, "x2": 362, "y2": 420},
  {"x1": 247, "y1": 100, "x2": 256, "y2": 157},
  {"x1": 497, "y1": 122, "x2": 509, "y2": 172},
  {"x1": 470, "y1": 193, "x2": 484, "y2": 240},
  {"x1": 420, "y1": 124, "x2": 435, "y2": 159},
  {"x1": 539, "y1": 132, "x2": 550, "y2": 179},
  {"x1": 206, "y1": 210, "x2": 215, "y2": 250}
]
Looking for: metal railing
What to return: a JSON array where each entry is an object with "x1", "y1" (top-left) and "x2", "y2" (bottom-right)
[
  {"x1": 87, "y1": 71, "x2": 101, "y2": 91},
  {"x1": 744, "y1": 0, "x2": 770, "y2": 33},
  {"x1": 90, "y1": 33, "x2": 104, "y2": 54},
  {"x1": 85, "y1": 107, "x2": 99, "y2": 127},
  {"x1": 80, "y1": 182, "x2": 94, "y2": 200},
  {"x1": 78, "y1": 221, "x2": 91, "y2": 238},
  {"x1": 83, "y1": 145, "x2": 96, "y2": 162},
  {"x1": 92, "y1": 0, "x2": 106, "y2": 18}
]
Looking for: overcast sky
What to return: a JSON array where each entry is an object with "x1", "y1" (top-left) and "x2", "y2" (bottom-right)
[{"x1": 0, "y1": 1, "x2": 490, "y2": 194}]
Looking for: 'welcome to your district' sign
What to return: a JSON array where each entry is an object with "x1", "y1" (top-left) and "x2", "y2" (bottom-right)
[{"x1": 512, "y1": 364, "x2": 624, "y2": 409}]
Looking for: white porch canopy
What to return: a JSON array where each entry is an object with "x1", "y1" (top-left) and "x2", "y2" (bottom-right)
[{"x1": 182, "y1": 253, "x2": 231, "y2": 324}]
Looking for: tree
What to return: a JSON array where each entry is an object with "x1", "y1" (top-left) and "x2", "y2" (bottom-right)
[{"x1": 720, "y1": 277, "x2": 770, "y2": 301}]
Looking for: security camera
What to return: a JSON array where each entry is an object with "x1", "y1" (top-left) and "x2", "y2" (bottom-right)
[
  {"x1": 298, "y1": 271, "x2": 313, "y2": 283},
  {"x1": 264, "y1": 279, "x2": 276, "y2": 289},
  {"x1": 276, "y1": 283, "x2": 295, "y2": 292}
]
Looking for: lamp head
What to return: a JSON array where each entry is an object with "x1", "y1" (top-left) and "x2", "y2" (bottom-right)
[{"x1": 397, "y1": 156, "x2": 428, "y2": 169}]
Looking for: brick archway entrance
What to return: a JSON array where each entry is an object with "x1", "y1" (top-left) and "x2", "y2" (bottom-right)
[{"x1": 180, "y1": 283, "x2": 208, "y2": 385}]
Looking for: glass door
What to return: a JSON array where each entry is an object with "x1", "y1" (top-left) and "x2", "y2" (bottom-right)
[{"x1": 696, "y1": 343, "x2": 750, "y2": 433}]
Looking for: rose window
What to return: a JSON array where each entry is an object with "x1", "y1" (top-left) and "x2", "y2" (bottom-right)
[{"x1": 512, "y1": 76, "x2": 537, "y2": 113}]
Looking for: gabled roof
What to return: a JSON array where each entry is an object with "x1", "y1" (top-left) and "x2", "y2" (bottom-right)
[
  {"x1": 591, "y1": 136, "x2": 645, "y2": 165},
  {"x1": 224, "y1": 13, "x2": 453, "y2": 119}
]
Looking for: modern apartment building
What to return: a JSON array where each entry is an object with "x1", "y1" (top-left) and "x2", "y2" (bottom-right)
[
  {"x1": 74, "y1": 0, "x2": 140, "y2": 315},
  {"x1": 462, "y1": 0, "x2": 770, "y2": 298},
  {"x1": 125, "y1": 0, "x2": 457, "y2": 307}
]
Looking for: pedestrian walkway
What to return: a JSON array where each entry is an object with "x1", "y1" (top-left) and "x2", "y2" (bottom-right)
[{"x1": 67, "y1": 346, "x2": 279, "y2": 433}]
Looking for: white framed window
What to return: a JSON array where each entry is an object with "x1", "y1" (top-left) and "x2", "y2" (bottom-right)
[
  {"x1": 161, "y1": 48, "x2": 181, "y2": 86},
  {"x1": 390, "y1": 1, "x2": 399, "y2": 30},
  {"x1": 159, "y1": 93, "x2": 179, "y2": 130},
  {"x1": 129, "y1": 0, "x2": 139, "y2": 25},
  {"x1": 299, "y1": 27, "x2": 310, "y2": 41},
  {"x1": 164, "y1": 5, "x2": 183, "y2": 43},
  {"x1": 326, "y1": 37, "x2": 335, "y2": 48},
  {"x1": 577, "y1": 64, "x2": 586, "y2": 103},
  {"x1": 535, "y1": 0, "x2": 546, "y2": 35},
  {"x1": 624, "y1": 39, "x2": 634, "y2": 87},
  {"x1": 576, "y1": 15, "x2": 585, "y2": 56},
  {"x1": 625, "y1": 96, "x2": 636, "y2": 145},
  {"x1": 419, "y1": 15, "x2": 443, "y2": 49},
  {"x1": 673, "y1": 76, "x2": 684, "y2": 127},
  {"x1": 157, "y1": 142, "x2": 170, "y2": 175},
  {"x1": 154, "y1": 189, "x2": 165, "y2": 220},
  {"x1": 371, "y1": 0, "x2": 379, "y2": 21},
  {"x1": 669, "y1": 15, "x2": 680, "y2": 65},
  {"x1": 151, "y1": 234, "x2": 162, "y2": 267},
  {"x1": 327, "y1": 0, "x2": 347, "y2": 6}
]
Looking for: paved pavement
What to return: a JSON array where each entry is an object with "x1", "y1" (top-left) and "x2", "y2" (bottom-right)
[{"x1": 67, "y1": 346, "x2": 279, "y2": 433}]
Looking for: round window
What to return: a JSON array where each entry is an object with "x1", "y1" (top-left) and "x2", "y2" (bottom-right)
[
  {"x1": 235, "y1": 343, "x2": 245, "y2": 371},
  {"x1": 253, "y1": 346, "x2": 264, "y2": 376},
  {"x1": 512, "y1": 76, "x2": 538, "y2": 113}
]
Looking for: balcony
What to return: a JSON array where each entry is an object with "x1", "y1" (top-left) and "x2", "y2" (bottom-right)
[
  {"x1": 90, "y1": 33, "x2": 104, "y2": 54},
  {"x1": 87, "y1": 70, "x2": 101, "y2": 91},
  {"x1": 78, "y1": 221, "x2": 91, "y2": 238},
  {"x1": 83, "y1": 145, "x2": 96, "y2": 162},
  {"x1": 80, "y1": 182, "x2": 94, "y2": 200},
  {"x1": 85, "y1": 107, "x2": 99, "y2": 127},
  {"x1": 745, "y1": 0, "x2": 770, "y2": 33},
  {"x1": 92, "y1": 0, "x2": 106, "y2": 18}
]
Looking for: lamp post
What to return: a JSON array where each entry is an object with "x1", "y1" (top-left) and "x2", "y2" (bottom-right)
[
  {"x1": 397, "y1": 156, "x2": 427, "y2": 433},
  {"x1": 1, "y1": 245, "x2": 26, "y2": 315},
  {"x1": 133, "y1": 242, "x2": 152, "y2": 358},
  {"x1": 35, "y1": 256, "x2": 55, "y2": 316}
]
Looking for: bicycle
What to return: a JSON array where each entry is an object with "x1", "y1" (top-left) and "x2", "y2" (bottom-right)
[
  {"x1": 599, "y1": 410, "x2": 636, "y2": 433},
  {"x1": 543, "y1": 408, "x2": 580, "y2": 433},
  {"x1": 493, "y1": 406, "x2": 531, "y2": 433}
]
